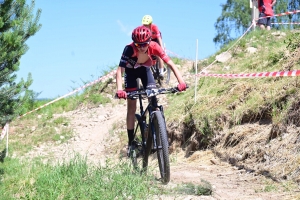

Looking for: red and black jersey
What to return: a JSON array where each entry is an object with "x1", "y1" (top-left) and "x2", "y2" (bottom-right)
[
  {"x1": 258, "y1": 0, "x2": 273, "y2": 12},
  {"x1": 119, "y1": 41, "x2": 170, "y2": 69},
  {"x1": 149, "y1": 24, "x2": 161, "y2": 40}
]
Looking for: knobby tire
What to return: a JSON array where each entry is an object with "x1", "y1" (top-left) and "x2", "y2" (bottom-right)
[{"x1": 151, "y1": 111, "x2": 170, "y2": 184}]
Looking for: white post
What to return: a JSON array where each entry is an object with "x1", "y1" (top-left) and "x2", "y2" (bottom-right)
[
  {"x1": 6, "y1": 123, "x2": 9, "y2": 157},
  {"x1": 251, "y1": 0, "x2": 258, "y2": 30},
  {"x1": 194, "y1": 39, "x2": 198, "y2": 103}
]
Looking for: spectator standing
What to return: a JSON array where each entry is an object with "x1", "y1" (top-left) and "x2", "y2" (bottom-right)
[{"x1": 257, "y1": 0, "x2": 276, "y2": 30}]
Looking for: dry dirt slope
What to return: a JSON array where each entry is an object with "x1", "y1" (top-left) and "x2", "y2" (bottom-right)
[{"x1": 24, "y1": 60, "x2": 298, "y2": 200}]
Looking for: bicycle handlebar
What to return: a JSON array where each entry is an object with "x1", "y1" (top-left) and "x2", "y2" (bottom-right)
[{"x1": 126, "y1": 87, "x2": 184, "y2": 100}]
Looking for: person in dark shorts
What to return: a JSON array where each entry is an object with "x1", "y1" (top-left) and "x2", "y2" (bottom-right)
[
  {"x1": 115, "y1": 25, "x2": 187, "y2": 155},
  {"x1": 257, "y1": 0, "x2": 276, "y2": 30}
]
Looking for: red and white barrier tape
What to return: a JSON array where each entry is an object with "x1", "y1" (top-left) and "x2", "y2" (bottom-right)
[
  {"x1": 197, "y1": 70, "x2": 300, "y2": 78},
  {"x1": 256, "y1": 10, "x2": 300, "y2": 20},
  {"x1": 20, "y1": 70, "x2": 117, "y2": 118},
  {"x1": 0, "y1": 122, "x2": 9, "y2": 140}
]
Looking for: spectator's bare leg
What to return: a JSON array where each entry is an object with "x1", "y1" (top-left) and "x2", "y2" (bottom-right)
[{"x1": 259, "y1": 24, "x2": 266, "y2": 30}]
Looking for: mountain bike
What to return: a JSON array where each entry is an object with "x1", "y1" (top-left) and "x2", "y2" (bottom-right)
[{"x1": 127, "y1": 87, "x2": 181, "y2": 184}]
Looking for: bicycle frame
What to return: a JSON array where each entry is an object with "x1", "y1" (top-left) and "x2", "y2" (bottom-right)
[
  {"x1": 128, "y1": 87, "x2": 182, "y2": 184},
  {"x1": 134, "y1": 93, "x2": 164, "y2": 154}
]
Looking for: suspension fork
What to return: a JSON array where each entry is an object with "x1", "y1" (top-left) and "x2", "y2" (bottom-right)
[
  {"x1": 149, "y1": 96, "x2": 160, "y2": 151},
  {"x1": 137, "y1": 94, "x2": 147, "y2": 147},
  {"x1": 138, "y1": 94, "x2": 152, "y2": 147}
]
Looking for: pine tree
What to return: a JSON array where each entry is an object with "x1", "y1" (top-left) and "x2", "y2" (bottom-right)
[
  {"x1": 0, "y1": 0, "x2": 41, "y2": 126},
  {"x1": 213, "y1": 0, "x2": 252, "y2": 47},
  {"x1": 274, "y1": 0, "x2": 300, "y2": 28}
]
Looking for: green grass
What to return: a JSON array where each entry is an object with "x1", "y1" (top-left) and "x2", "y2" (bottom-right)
[
  {"x1": 165, "y1": 29, "x2": 300, "y2": 147},
  {"x1": 0, "y1": 154, "x2": 213, "y2": 199},
  {"x1": 0, "y1": 156, "x2": 164, "y2": 199}
]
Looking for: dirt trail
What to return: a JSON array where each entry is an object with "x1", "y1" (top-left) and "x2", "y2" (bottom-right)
[
  {"x1": 25, "y1": 62, "x2": 296, "y2": 199},
  {"x1": 24, "y1": 103, "x2": 127, "y2": 166}
]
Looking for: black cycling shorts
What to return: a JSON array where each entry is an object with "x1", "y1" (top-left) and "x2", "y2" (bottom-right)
[
  {"x1": 257, "y1": 12, "x2": 271, "y2": 27},
  {"x1": 124, "y1": 66, "x2": 156, "y2": 91}
]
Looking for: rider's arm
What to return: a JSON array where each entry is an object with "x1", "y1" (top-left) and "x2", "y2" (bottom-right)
[
  {"x1": 116, "y1": 45, "x2": 134, "y2": 91},
  {"x1": 166, "y1": 60, "x2": 185, "y2": 84},
  {"x1": 116, "y1": 67, "x2": 125, "y2": 91}
]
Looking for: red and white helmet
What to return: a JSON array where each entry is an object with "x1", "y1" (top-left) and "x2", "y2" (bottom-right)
[{"x1": 131, "y1": 26, "x2": 152, "y2": 43}]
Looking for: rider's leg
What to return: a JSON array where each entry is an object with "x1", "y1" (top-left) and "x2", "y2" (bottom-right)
[
  {"x1": 127, "y1": 98, "x2": 137, "y2": 145},
  {"x1": 158, "y1": 57, "x2": 164, "y2": 73},
  {"x1": 158, "y1": 57, "x2": 165, "y2": 79},
  {"x1": 152, "y1": 38, "x2": 165, "y2": 78}
]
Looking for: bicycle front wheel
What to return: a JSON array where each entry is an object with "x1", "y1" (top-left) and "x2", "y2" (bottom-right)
[{"x1": 151, "y1": 111, "x2": 170, "y2": 184}]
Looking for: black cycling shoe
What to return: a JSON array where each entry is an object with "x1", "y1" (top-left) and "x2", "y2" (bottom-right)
[{"x1": 127, "y1": 141, "x2": 142, "y2": 158}]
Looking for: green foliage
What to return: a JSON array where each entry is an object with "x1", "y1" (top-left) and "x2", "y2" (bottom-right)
[
  {"x1": 53, "y1": 116, "x2": 69, "y2": 126},
  {"x1": 273, "y1": 0, "x2": 300, "y2": 29},
  {"x1": 86, "y1": 92, "x2": 111, "y2": 105},
  {"x1": 284, "y1": 32, "x2": 300, "y2": 52},
  {"x1": 81, "y1": 81, "x2": 112, "y2": 106},
  {"x1": 213, "y1": 0, "x2": 252, "y2": 46},
  {"x1": 213, "y1": 0, "x2": 300, "y2": 47},
  {"x1": 171, "y1": 57, "x2": 183, "y2": 65},
  {"x1": 268, "y1": 51, "x2": 284, "y2": 65},
  {"x1": 0, "y1": 0, "x2": 42, "y2": 126}
]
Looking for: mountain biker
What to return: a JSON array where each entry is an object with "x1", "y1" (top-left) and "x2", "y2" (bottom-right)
[
  {"x1": 115, "y1": 25, "x2": 187, "y2": 156},
  {"x1": 142, "y1": 15, "x2": 166, "y2": 79}
]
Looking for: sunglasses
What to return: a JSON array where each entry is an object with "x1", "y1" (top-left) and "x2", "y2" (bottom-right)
[{"x1": 134, "y1": 42, "x2": 150, "y2": 48}]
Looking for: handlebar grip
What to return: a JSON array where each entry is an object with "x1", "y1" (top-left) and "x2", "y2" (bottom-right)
[
  {"x1": 176, "y1": 84, "x2": 189, "y2": 91},
  {"x1": 114, "y1": 93, "x2": 127, "y2": 100}
]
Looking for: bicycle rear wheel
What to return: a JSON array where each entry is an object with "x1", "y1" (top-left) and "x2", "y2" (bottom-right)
[
  {"x1": 151, "y1": 62, "x2": 162, "y2": 87},
  {"x1": 151, "y1": 111, "x2": 170, "y2": 184}
]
